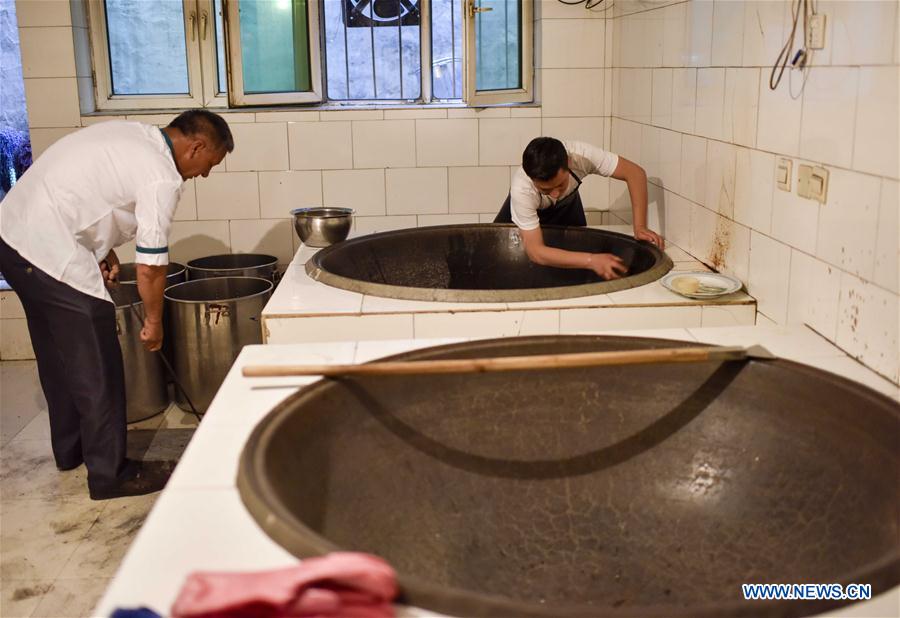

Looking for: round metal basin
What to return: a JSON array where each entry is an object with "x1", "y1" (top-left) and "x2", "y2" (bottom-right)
[
  {"x1": 238, "y1": 335, "x2": 900, "y2": 618},
  {"x1": 306, "y1": 224, "x2": 673, "y2": 302}
]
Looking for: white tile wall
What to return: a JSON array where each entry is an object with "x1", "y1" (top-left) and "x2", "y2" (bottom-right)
[
  {"x1": 799, "y1": 67, "x2": 858, "y2": 169},
  {"x1": 174, "y1": 179, "x2": 197, "y2": 221},
  {"x1": 741, "y1": 0, "x2": 786, "y2": 66},
  {"x1": 541, "y1": 117, "x2": 605, "y2": 149},
  {"x1": 226, "y1": 123, "x2": 289, "y2": 172},
  {"x1": 196, "y1": 173, "x2": 260, "y2": 220},
  {"x1": 694, "y1": 68, "x2": 726, "y2": 140},
  {"x1": 756, "y1": 70, "x2": 802, "y2": 157},
  {"x1": 854, "y1": 67, "x2": 900, "y2": 179},
  {"x1": 416, "y1": 214, "x2": 479, "y2": 227},
  {"x1": 874, "y1": 179, "x2": 899, "y2": 294},
  {"x1": 322, "y1": 169, "x2": 386, "y2": 216},
  {"x1": 23, "y1": 78, "x2": 80, "y2": 128},
  {"x1": 787, "y1": 250, "x2": 842, "y2": 341},
  {"x1": 836, "y1": 273, "x2": 899, "y2": 382},
  {"x1": 15, "y1": 0, "x2": 71, "y2": 26},
  {"x1": 27, "y1": 127, "x2": 78, "y2": 159},
  {"x1": 352, "y1": 120, "x2": 416, "y2": 169},
  {"x1": 449, "y1": 167, "x2": 510, "y2": 214},
  {"x1": 228, "y1": 219, "x2": 294, "y2": 264},
  {"x1": 722, "y1": 68, "x2": 759, "y2": 147},
  {"x1": 259, "y1": 171, "x2": 323, "y2": 219},
  {"x1": 651, "y1": 69, "x2": 673, "y2": 128},
  {"x1": 541, "y1": 69, "x2": 604, "y2": 117},
  {"x1": 661, "y1": 2, "x2": 687, "y2": 67},
  {"x1": 770, "y1": 169, "x2": 819, "y2": 255},
  {"x1": 18, "y1": 27, "x2": 76, "y2": 78},
  {"x1": 386, "y1": 168, "x2": 448, "y2": 215},
  {"x1": 816, "y1": 167, "x2": 881, "y2": 280},
  {"x1": 168, "y1": 221, "x2": 231, "y2": 263},
  {"x1": 680, "y1": 134, "x2": 707, "y2": 204},
  {"x1": 670, "y1": 68, "x2": 697, "y2": 133},
  {"x1": 479, "y1": 119, "x2": 542, "y2": 166},
  {"x1": 288, "y1": 121, "x2": 353, "y2": 170},
  {"x1": 704, "y1": 140, "x2": 736, "y2": 218},
  {"x1": 415, "y1": 119, "x2": 478, "y2": 167},
  {"x1": 748, "y1": 231, "x2": 792, "y2": 324},
  {"x1": 733, "y1": 147, "x2": 774, "y2": 235},
  {"x1": 710, "y1": 0, "x2": 745, "y2": 67},
  {"x1": 828, "y1": 0, "x2": 898, "y2": 66},
  {"x1": 354, "y1": 216, "x2": 417, "y2": 235},
  {"x1": 541, "y1": 19, "x2": 606, "y2": 68}
]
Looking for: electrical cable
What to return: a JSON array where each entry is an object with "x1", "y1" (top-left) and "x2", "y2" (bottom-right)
[{"x1": 770, "y1": 0, "x2": 815, "y2": 91}]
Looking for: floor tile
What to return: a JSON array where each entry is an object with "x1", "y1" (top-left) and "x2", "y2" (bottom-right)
[
  {"x1": 0, "y1": 440, "x2": 88, "y2": 500},
  {"x1": 31, "y1": 577, "x2": 111, "y2": 618},
  {"x1": 0, "y1": 579, "x2": 52, "y2": 618},
  {"x1": 0, "y1": 361, "x2": 46, "y2": 446},
  {"x1": 0, "y1": 497, "x2": 104, "y2": 581},
  {"x1": 58, "y1": 494, "x2": 157, "y2": 579}
]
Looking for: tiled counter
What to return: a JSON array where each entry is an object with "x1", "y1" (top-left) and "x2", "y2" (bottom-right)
[
  {"x1": 262, "y1": 226, "x2": 757, "y2": 344},
  {"x1": 94, "y1": 325, "x2": 898, "y2": 618}
]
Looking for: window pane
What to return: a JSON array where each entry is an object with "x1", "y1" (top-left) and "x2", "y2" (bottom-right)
[
  {"x1": 239, "y1": 0, "x2": 311, "y2": 94},
  {"x1": 475, "y1": 0, "x2": 520, "y2": 91},
  {"x1": 105, "y1": 0, "x2": 189, "y2": 95},
  {"x1": 431, "y1": 0, "x2": 462, "y2": 99},
  {"x1": 214, "y1": 0, "x2": 227, "y2": 93},
  {"x1": 324, "y1": 0, "x2": 421, "y2": 100}
]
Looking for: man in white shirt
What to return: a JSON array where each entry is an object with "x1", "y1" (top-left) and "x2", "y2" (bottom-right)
[
  {"x1": 0, "y1": 110, "x2": 233, "y2": 500},
  {"x1": 494, "y1": 137, "x2": 663, "y2": 280}
]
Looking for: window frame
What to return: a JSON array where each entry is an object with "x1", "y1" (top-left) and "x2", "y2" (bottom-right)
[
  {"x1": 462, "y1": 0, "x2": 534, "y2": 106},
  {"x1": 223, "y1": 0, "x2": 324, "y2": 107},
  {"x1": 87, "y1": 0, "x2": 216, "y2": 110},
  {"x1": 85, "y1": 0, "x2": 533, "y2": 111}
]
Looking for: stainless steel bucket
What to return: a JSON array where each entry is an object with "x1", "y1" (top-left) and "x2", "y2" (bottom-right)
[
  {"x1": 164, "y1": 277, "x2": 273, "y2": 413},
  {"x1": 186, "y1": 254, "x2": 278, "y2": 282},
  {"x1": 110, "y1": 285, "x2": 169, "y2": 423},
  {"x1": 117, "y1": 262, "x2": 187, "y2": 286}
]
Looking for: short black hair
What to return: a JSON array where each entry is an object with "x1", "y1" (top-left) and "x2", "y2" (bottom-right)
[
  {"x1": 168, "y1": 110, "x2": 234, "y2": 153},
  {"x1": 522, "y1": 137, "x2": 568, "y2": 181}
]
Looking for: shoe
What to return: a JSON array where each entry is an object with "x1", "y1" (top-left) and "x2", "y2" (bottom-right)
[{"x1": 88, "y1": 460, "x2": 176, "y2": 500}]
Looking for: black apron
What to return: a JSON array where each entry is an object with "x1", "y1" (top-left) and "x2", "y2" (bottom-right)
[{"x1": 493, "y1": 170, "x2": 586, "y2": 227}]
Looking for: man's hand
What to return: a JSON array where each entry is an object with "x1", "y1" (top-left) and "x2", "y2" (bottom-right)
[
  {"x1": 99, "y1": 249, "x2": 121, "y2": 288},
  {"x1": 588, "y1": 253, "x2": 628, "y2": 280},
  {"x1": 140, "y1": 317, "x2": 163, "y2": 352},
  {"x1": 634, "y1": 227, "x2": 664, "y2": 248}
]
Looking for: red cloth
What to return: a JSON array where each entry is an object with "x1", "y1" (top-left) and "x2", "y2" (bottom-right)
[{"x1": 170, "y1": 552, "x2": 398, "y2": 618}]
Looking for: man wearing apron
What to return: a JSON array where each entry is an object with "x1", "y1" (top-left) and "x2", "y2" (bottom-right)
[
  {"x1": 494, "y1": 137, "x2": 663, "y2": 280},
  {"x1": 0, "y1": 110, "x2": 233, "y2": 500}
]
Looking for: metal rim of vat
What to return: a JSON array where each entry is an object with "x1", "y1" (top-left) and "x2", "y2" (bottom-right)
[
  {"x1": 163, "y1": 276, "x2": 274, "y2": 304},
  {"x1": 236, "y1": 335, "x2": 900, "y2": 618},
  {"x1": 186, "y1": 253, "x2": 278, "y2": 276},
  {"x1": 305, "y1": 224, "x2": 675, "y2": 302}
]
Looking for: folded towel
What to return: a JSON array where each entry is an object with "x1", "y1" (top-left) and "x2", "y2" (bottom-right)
[{"x1": 170, "y1": 552, "x2": 398, "y2": 618}]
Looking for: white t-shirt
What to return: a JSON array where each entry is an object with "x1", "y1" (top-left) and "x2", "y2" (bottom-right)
[
  {"x1": 510, "y1": 140, "x2": 619, "y2": 230},
  {"x1": 0, "y1": 121, "x2": 183, "y2": 302}
]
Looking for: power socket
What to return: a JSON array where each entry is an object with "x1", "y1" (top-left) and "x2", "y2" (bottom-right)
[{"x1": 807, "y1": 13, "x2": 826, "y2": 49}]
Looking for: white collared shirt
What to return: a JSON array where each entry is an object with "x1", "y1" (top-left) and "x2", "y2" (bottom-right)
[
  {"x1": 509, "y1": 140, "x2": 619, "y2": 230},
  {"x1": 0, "y1": 121, "x2": 183, "y2": 302}
]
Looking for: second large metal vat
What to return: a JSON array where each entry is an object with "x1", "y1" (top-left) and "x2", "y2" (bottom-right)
[
  {"x1": 164, "y1": 277, "x2": 273, "y2": 413},
  {"x1": 186, "y1": 254, "x2": 278, "y2": 282},
  {"x1": 110, "y1": 285, "x2": 169, "y2": 423}
]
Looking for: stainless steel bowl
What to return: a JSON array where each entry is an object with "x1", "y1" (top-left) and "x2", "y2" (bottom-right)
[{"x1": 291, "y1": 207, "x2": 354, "y2": 248}]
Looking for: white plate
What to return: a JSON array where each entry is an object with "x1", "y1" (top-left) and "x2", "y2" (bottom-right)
[{"x1": 661, "y1": 271, "x2": 743, "y2": 299}]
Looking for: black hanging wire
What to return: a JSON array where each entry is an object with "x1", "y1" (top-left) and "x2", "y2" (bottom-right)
[
  {"x1": 770, "y1": 0, "x2": 812, "y2": 91},
  {"x1": 556, "y1": 0, "x2": 608, "y2": 8}
]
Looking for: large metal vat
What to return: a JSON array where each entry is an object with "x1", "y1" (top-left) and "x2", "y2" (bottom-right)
[
  {"x1": 117, "y1": 262, "x2": 186, "y2": 286},
  {"x1": 165, "y1": 277, "x2": 272, "y2": 413},
  {"x1": 306, "y1": 224, "x2": 673, "y2": 302},
  {"x1": 109, "y1": 285, "x2": 169, "y2": 423},
  {"x1": 238, "y1": 335, "x2": 900, "y2": 618},
  {"x1": 187, "y1": 254, "x2": 278, "y2": 282}
]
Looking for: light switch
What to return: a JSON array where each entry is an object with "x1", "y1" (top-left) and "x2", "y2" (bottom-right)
[
  {"x1": 776, "y1": 158, "x2": 792, "y2": 191},
  {"x1": 797, "y1": 164, "x2": 829, "y2": 203}
]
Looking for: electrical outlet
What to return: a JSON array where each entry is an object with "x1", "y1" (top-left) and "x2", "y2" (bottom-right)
[
  {"x1": 807, "y1": 13, "x2": 826, "y2": 49},
  {"x1": 776, "y1": 158, "x2": 792, "y2": 191}
]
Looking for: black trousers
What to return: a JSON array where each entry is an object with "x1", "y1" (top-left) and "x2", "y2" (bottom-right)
[
  {"x1": 492, "y1": 189, "x2": 588, "y2": 227},
  {"x1": 0, "y1": 237, "x2": 129, "y2": 491}
]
